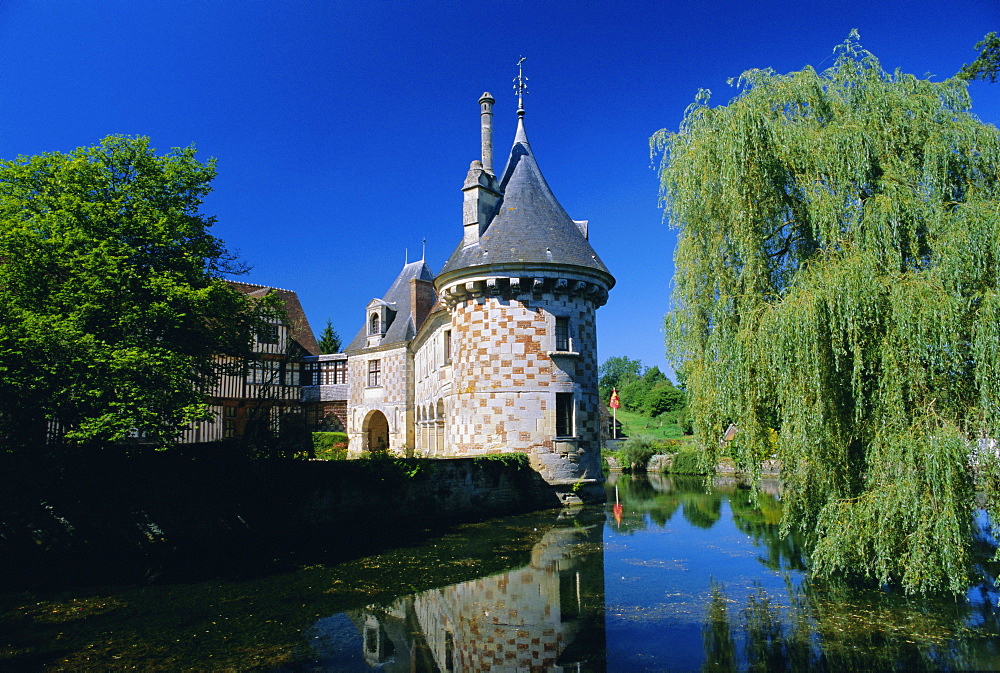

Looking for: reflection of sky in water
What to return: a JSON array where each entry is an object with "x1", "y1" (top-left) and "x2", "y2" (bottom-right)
[
  {"x1": 6, "y1": 477, "x2": 997, "y2": 670},
  {"x1": 604, "y1": 497, "x2": 806, "y2": 671},
  {"x1": 602, "y1": 476, "x2": 1000, "y2": 672},
  {"x1": 967, "y1": 509, "x2": 1000, "y2": 625},
  {"x1": 302, "y1": 613, "x2": 370, "y2": 670},
  {"x1": 293, "y1": 476, "x2": 999, "y2": 671}
]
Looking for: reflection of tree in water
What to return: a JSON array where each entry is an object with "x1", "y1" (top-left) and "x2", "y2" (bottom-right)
[
  {"x1": 613, "y1": 474, "x2": 808, "y2": 571},
  {"x1": 727, "y1": 484, "x2": 808, "y2": 572},
  {"x1": 606, "y1": 473, "x2": 667, "y2": 534},
  {"x1": 610, "y1": 474, "x2": 725, "y2": 532},
  {"x1": 680, "y1": 490, "x2": 723, "y2": 529},
  {"x1": 610, "y1": 474, "x2": 1000, "y2": 670},
  {"x1": 702, "y1": 579, "x2": 1000, "y2": 672}
]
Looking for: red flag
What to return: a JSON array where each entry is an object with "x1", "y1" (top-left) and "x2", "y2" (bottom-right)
[{"x1": 610, "y1": 388, "x2": 620, "y2": 410}]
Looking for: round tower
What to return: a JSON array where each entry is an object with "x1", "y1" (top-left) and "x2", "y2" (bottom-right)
[{"x1": 436, "y1": 98, "x2": 614, "y2": 504}]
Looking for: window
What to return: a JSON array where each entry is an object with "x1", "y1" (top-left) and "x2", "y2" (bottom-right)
[
  {"x1": 443, "y1": 330, "x2": 452, "y2": 365},
  {"x1": 555, "y1": 317, "x2": 570, "y2": 351},
  {"x1": 301, "y1": 362, "x2": 317, "y2": 386},
  {"x1": 223, "y1": 405, "x2": 237, "y2": 439},
  {"x1": 302, "y1": 359, "x2": 347, "y2": 385},
  {"x1": 556, "y1": 393, "x2": 574, "y2": 437},
  {"x1": 248, "y1": 359, "x2": 281, "y2": 385},
  {"x1": 445, "y1": 631, "x2": 455, "y2": 672},
  {"x1": 369, "y1": 313, "x2": 380, "y2": 335},
  {"x1": 258, "y1": 323, "x2": 279, "y2": 344},
  {"x1": 368, "y1": 359, "x2": 381, "y2": 387}
]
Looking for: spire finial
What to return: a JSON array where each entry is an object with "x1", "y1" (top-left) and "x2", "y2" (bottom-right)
[
  {"x1": 513, "y1": 56, "x2": 528, "y2": 118},
  {"x1": 421, "y1": 238, "x2": 426, "y2": 261}
]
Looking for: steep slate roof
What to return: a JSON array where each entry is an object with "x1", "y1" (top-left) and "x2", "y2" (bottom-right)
[
  {"x1": 440, "y1": 117, "x2": 611, "y2": 278},
  {"x1": 228, "y1": 281, "x2": 320, "y2": 355},
  {"x1": 345, "y1": 260, "x2": 435, "y2": 352}
]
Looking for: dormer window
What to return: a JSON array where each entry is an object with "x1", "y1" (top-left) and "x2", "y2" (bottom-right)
[{"x1": 365, "y1": 300, "x2": 396, "y2": 347}]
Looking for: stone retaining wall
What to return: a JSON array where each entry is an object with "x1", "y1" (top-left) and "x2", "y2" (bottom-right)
[{"x1": 0, "y1": 454, "x2": 562, "y2": 588}]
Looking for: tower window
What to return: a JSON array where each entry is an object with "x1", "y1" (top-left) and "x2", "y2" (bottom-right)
[
  {"x1": 555, "y1": 317, "x2": 570, "y2": 351},
  {"x1": 443, "y1": 330, "x2": 452, "y2": 365},
  {"x1": 368, "y1": 359, "x2": 381, "y2": 387},
  {"x1": 556, "y1": 393, "x2": 575, "y2": 437}
]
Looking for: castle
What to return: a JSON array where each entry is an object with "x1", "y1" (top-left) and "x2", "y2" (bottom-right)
[
  {"x1": 182, "y1": 87, "x2": 615, "y2": 501},
  {"x1": 341, "y1": 91, "x2": 615, "y2": 497}
]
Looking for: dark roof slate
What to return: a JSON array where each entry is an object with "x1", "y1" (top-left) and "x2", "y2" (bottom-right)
[
  {"x1": 440, "y1": 118, "x2": 611, "y2": 278},
  {"x1": 345, "y1": 260, "x2": 435, "y2": 352}
]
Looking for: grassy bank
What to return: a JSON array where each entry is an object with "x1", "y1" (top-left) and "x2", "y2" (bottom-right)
[{"x1": 613, "y1": 409, "x2": 694, "y2": 444}]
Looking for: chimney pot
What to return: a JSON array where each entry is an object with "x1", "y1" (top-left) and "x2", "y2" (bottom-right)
[{"x1": 479, "y1": 92, "x2": 495, "y2": 175}]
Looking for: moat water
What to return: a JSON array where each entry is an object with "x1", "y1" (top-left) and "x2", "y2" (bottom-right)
[{"x1": 2, "y1": 473, "x2": 999, "y2": 671}]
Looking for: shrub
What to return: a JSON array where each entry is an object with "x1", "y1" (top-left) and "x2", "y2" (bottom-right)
[
  {"x1": 312, "y1": 432, "x2": 349, "y2": 460},
  {"x1": 676, "y1": 408, "x2": 694, "y2": 435},
  {"x1": 618, "y1": 434, "x2": 676, "y2": 472},
  {"x1": 669, "y1": 448, "x2": 707, "y2": 474}
]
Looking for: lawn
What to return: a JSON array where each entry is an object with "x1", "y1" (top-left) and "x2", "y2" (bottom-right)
[{"x1": 612, "y1": 409, "x2": 689, "y2": 442}]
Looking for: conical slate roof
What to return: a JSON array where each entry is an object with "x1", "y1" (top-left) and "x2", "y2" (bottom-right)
[
  {"x1": 440, "y1": 118, "x2": 612, "y2": 280},
  {"x1": 345, "y1": 260, "x2": 434, "y2": 351}
]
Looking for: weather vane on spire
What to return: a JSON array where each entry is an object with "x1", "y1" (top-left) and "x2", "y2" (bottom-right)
[{"x1": 514, "y1": 56, "x2": 528, "y2": 116}]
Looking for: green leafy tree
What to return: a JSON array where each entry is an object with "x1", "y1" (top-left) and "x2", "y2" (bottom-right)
[
  {"x1": 618, "y1": 377, "x2": 651, "y2": 413},
  {"x1": 317, "y1": 318, "x2": 341, "y2": 354},
  {"x1": 642, "y1": 365, "x2": 667, "y2": 385},
  {"x1": 598, "y1": 355, "x2": 643, "y2": 401},
  {"x1": 653, "y1": 33, "x2": 1000, "y2": 594},
  {"x1": 644, "y1": 382, "x2": 686, "y2": 417},
  {"x1": 957, "y1": 31, "x2": 1000, "y2": 83},
  {"x1": 0, "y1": 135, "x2": 263, "y2": 451}
]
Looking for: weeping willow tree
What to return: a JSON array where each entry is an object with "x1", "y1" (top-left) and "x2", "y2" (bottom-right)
[{"x1": 652, "y1": 33, "x2": 1000, "y2": 595}]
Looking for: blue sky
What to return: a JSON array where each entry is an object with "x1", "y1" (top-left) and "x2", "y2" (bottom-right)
[{"x1": 1, "y1": 1, "x2": 997, "y2": 378}]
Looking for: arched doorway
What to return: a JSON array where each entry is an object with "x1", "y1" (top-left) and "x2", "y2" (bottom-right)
[{"x1": 364, "y1": 410, "x2": 389, "y2": 453}]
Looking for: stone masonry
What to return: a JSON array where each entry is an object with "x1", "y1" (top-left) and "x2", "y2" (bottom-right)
[{"x1": 344, "y1": 91, "x2": 614, "y2": 501}]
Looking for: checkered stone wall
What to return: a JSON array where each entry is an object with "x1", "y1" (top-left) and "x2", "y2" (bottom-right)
[
  {"x1": 412, "y1": 321, "x2": 453, "y2": 456},
  {"x1": 447, "y1": 290, "x2": 604, "y2": 483},
  {"x1": 346, "y1": 345, "x2": 413, "y2": 454}
]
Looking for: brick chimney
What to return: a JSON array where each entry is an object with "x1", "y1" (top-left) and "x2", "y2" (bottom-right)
[{"x1": 410, "y1": 278, "x2": 436, "y2": 331}]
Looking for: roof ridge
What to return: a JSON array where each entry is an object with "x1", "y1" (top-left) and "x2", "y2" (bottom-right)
[{"x1": 226, "y1": 280, "x2": 298, "y2": 294}]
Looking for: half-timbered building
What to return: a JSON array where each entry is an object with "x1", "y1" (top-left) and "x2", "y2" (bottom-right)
[{"x1": 181, "y1": 282, "x2": 336, "y2": 444}]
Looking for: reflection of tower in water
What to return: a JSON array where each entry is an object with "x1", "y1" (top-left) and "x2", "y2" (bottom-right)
[{"x1": 349, "y1": 515, "x2": 605, "y2": 671}]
